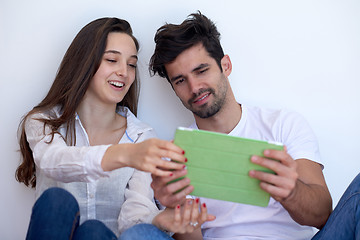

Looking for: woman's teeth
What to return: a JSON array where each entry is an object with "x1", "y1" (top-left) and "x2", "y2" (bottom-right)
[{"x1": 109, "y1": 81, "x2": 124, "y2": 88}]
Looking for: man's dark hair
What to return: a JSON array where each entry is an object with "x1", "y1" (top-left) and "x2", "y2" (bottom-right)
[{"x1": 149, "y1": 11, "x2": 225, "y2": 82}]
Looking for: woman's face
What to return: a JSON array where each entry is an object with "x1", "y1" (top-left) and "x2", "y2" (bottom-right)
[{"x1": 86, "y1": 32, "x2": 138, "y2": 106}]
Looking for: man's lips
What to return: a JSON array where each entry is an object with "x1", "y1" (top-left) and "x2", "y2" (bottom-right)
[
  {"x1": 194, "y1": 93, "x2": 210, "y2": 103},
  {"x1": 191, "y1": 92, "x2": 211, "y2": 106}
]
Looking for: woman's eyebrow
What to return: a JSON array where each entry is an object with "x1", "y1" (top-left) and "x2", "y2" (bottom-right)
[{"x1": 104, "y1": 50, "x2": 138, "y2": 60}]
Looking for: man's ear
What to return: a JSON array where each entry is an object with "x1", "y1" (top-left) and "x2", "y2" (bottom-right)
[{"x1": 221, "y1": 55, "x2": 232, "y2": 77}]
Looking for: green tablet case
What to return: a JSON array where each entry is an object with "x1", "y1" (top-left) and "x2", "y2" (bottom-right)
[{"x1": 173, "y1": 127, "x2": 284, "y2": 207}]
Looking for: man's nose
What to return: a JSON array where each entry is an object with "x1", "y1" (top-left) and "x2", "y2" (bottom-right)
[{"x1": 188, "y1": 77, "x2": 201, "y2": 94}]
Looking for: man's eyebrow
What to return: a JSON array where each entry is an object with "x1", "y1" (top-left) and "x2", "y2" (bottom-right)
[
  {"x1": 169, "y1": 63, "x2": 209, "y2": 83},
  {"x1": 192, "y1": 63, "x2": 209, "y2": 72},
  {"x1": 170, "y1": 74, "x2": 184, "y2": 83},
  {"x1": 104, "y1": 50, "x2": 138, "y2": 60}
]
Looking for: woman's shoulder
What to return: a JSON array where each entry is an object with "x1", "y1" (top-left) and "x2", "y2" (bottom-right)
[
  {"x1": 28, "y1": 105, "x2": 62, "y2": 120},
  {"x1": 24, "y1": 106, "x2": 63, "y2": 136}
]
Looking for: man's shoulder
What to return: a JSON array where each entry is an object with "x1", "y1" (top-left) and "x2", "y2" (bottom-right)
[
  {"x1": 187, "y1": 122, "x2": 198, "y2": 129},
  {"x1": 245, "y1": 104, "x2": 301, "y2": 123}
]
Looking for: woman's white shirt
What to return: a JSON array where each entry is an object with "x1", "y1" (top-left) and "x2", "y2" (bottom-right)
[{"x1": 25, "y1": 106, "x2": 160, "y2": 236}]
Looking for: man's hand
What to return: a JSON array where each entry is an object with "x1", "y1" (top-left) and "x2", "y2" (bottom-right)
[
  {"x1": 249, "y1": 146, "x2": 332, "y2": 228},
  {"x1": 151, "y1": 169, "x2": 194, "y2": 207},
  {"x1": 249, "y1": 147, "x2": 298, "y2": 202}
]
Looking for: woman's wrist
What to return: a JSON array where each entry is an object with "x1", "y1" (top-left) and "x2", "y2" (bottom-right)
[
  {"x1": 152, "y1": 214, "x2": 174, "y2": 237},
  {"x1": 101, "y1": 144, "x2": 129, "y2": 171}
]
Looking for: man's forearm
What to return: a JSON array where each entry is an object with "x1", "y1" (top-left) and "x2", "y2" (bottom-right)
[{"x1": 281, "y1": 179, "x2": 332, "y2": 228}]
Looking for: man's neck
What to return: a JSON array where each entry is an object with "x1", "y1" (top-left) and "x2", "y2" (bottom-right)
[{"x1": 194, "y1": 100, "x2": 242, "y2": 134}]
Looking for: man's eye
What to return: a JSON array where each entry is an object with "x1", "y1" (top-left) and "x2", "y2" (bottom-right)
[
  {"x1": 199, "y1": 68, "x2": 209, "y2": 74},
  {"x1": 175, "y1": 78, "x2": 185, "y2": 85}
]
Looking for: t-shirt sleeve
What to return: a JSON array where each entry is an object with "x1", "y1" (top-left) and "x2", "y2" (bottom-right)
[{"x1": 277, "y1": 110, "x2": 323, "y2": 168}]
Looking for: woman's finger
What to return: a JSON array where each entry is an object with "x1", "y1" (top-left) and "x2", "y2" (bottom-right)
[
  {"x1": 190, "y1": 198, "x2": 200, "y2": 226},
  {"x1": 174, "y1": 204, "x2": 181, "y2": 226},
  {"x1": 182, "y1": 199, "x2": 193, "y2": 225},
  {"x1": 156, "y1": 158, "x2": 186, "y2": 170}
]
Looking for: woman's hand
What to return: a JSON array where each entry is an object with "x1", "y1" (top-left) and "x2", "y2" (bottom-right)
[
  {"x1": 102, "y1": 138, "x2": 187, "y2": 177},
  {"x1": 152, "y1": 198, "x2": 216, "y2": 234}
]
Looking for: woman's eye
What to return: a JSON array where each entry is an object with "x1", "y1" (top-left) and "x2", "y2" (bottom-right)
[
  {"x1": 106, "y1": 59, "x2": 116, "y2": 63},
  {"x1": 128, "y1": 64, "x2": 137, "y2": 69}
]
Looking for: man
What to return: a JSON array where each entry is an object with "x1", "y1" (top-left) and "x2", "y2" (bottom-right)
[{"x1": 149, "y1": 12, "x2": 332, "y2": 240}]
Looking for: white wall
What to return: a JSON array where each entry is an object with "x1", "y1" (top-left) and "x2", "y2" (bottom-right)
[{"x1": 1, "y1": 0, "x2": 359, "y2": 239}]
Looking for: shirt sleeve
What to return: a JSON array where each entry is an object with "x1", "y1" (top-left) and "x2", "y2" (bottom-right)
[
  {"x1": 118, "y1": 170, "x2": 161, "y2": 233},
  {"x1": 117, "y1": 128, "x2": 161, "y2": 233},
  {"x1": 278, "y1": 110, "x2": 323, "y2": 167},
  {"x1": 25, "y1": 113, "x2": 110, "y2": 182}
]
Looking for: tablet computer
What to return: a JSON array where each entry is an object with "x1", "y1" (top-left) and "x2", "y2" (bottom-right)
[{"x1": 173, "y1": 127, "x2": 284, "y2": 207}]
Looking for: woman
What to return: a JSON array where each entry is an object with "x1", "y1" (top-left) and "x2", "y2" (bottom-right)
[{"x1": 16, "y1": 17, "x2": 214, "y2": 239}]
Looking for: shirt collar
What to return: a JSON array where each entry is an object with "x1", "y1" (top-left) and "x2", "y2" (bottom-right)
[
  {"x1": 73, "y1": 106, "x2": 152, "y2": 143},
  {"x1": 118, "y1": 107, "x2": 152, "y2": 143}
]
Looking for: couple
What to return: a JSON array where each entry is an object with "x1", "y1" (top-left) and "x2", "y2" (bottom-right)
[{"x1": 16, "y1": 12, "x2": 360, "y2": 240}]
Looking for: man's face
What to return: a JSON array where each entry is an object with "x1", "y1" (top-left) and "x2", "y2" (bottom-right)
[{"x1": 165, "y1": 44, "x2": 230, "y2": 118}]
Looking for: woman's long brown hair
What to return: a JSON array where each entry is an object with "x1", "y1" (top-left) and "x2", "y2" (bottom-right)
[{"x1": 15, "y1": 17, "x2": 140, "y2": 188}]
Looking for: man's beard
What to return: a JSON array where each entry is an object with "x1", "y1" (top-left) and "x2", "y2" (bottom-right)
[{"x1": 184, "y1": 80, "x2": 227, "y2": 119}]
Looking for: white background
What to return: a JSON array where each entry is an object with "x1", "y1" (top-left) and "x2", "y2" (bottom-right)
[{"x1": 1, "y1": 0, "x2": 359, "y2": 239}]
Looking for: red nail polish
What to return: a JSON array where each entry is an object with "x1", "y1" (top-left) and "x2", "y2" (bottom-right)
[
  {"x1": 183, "y1": 165, "x2": 186, "y2": 169},
  {"x1": 176, "y1": 204, "x2": 180, "y2": 209},
  {"x1": 182, "y1": 150, "x2": 185, "y2": 154},
  {"x1": 185, "y1": 158, "x2": 188, "y2": 162},
  {"x1": 169, "y1": 173, "x2": 173, "y2": 177},
  {"x1": 202, "y1": 203, "x2": 206, "y2": 208},
  {"x1": 196, "y1": 198, "x2": 199, "y2": 203}
]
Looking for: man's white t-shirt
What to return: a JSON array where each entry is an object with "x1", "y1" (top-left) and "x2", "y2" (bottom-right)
[{"x1": 188, "y1": 104, "x2": 322, "y2": 240}]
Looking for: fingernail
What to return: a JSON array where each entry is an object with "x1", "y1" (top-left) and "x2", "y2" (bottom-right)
[
  {"x1": 183, "y1": 165, "x2": 186, "y2": 169},
  {"x1": 196, "y1": 198, "x2": 199, "y2": 203},
  {"x1": 202, "y1": 203, "x2": 206, "y2": 208},
  {"x1": 169, "y1": 173, "x2": 173, "y2": 177},
  {"x1": 264, "y1": 150, "x2": 270, "y2": 155},
  {"x1": 185, "y1": 158, "x2": 188, "y2": 162},
  {"x1": 176, "y1": 204, "x2": 180, "y2": 209},
  {"x1": 182, "y1": 150, "x2": 185, "y2": 154}
]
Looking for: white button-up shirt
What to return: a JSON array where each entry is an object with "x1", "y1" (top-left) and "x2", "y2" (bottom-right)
[{"x1": 25, "y1": 106, "x2": 160, "y2": 236}]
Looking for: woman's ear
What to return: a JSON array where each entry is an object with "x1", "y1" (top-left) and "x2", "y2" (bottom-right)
[{"x1": 221, "y1": 55, "x2": 232, "y2": 77}]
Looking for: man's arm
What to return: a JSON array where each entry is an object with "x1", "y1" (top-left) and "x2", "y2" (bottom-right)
[
  {"x1": 249, "y1": 149, "x2": 332, "y2": 228},
  {"x1": 281, "y1": 158, "x2": 332, "y2": 228}
]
